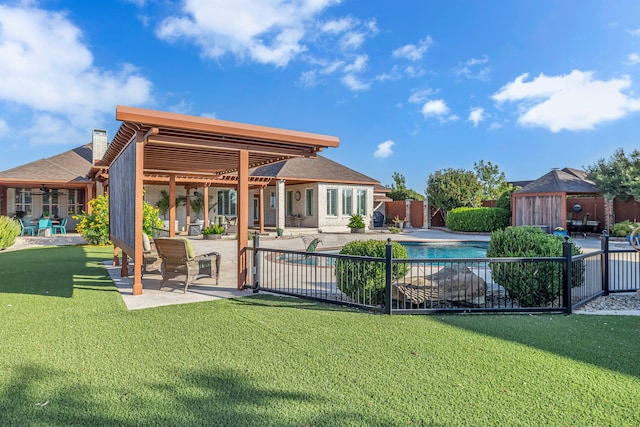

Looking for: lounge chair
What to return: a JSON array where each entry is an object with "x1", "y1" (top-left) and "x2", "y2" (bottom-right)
[{"x1": 154, "y1": 238, "x2": 221, "y2": 293}]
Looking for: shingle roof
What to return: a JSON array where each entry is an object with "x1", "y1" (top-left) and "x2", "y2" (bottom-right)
[
  {"x1": 515, "y1": 168, "x2": 600, "y2": 194},
  {"x1": 0, "y1": 143, "x2": 93, "y2": 183},
  {"x1": 250, "y1": 155, "x2": 380, "y2": 184}
]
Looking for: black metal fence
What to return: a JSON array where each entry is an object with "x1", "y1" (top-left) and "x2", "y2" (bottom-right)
[{"x1": 251, "y1": 235, "x2": 639, "y2": 315}]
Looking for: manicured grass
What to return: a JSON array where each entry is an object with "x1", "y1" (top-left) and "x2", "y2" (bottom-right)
[{"x1": 1, "y1": 245, "x2": 640, "y2": 426}]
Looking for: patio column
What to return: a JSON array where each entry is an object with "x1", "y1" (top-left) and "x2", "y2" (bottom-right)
[
  {"x1": 276, "y1": 179, "x2": 285, "y2": 232},
  {"x1": 169, "y1": 175, "x2": 176, "y2": 237},
  {"x1": 185, "y1": 189, "x2": 191, "y2": 223},
  {"x1": 258, "y1": 186, "x2": 265, "y2": 234},
  {"x1": 203, "y1": 186, "x2": 210, "y2": 227},
  {"x1": 237, "y1": 149, "x2": 249, "y2": 290},
  {"x1": 86, "y1": 183, "x2": 94, "y2": 214}
]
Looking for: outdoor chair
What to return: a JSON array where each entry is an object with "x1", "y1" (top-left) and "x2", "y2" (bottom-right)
[
  {"x1": 224, "y1": 216, "x2": 238, "y2": 235},
  {"x1": 18, "y1": 218, "x2": 35, "y2": 236},
  {"x1": 37, "y1": 218, "x2": 52, "y2": 236},
  {"x1": 142, "y1": 233, "x2": 162, "y2": 275},
  {"x1": 52, "y1": 217, "x2": 68, "y2": 235},
  {"x1": 573, "y1": 213, "x2": 590, "y2": 238},
  {"x1": 154, "y1": 238, "x2": 221, "y2": 293}
]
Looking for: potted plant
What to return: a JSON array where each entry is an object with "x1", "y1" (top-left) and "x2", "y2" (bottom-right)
[
  {"x1": 155, "y1": 190, "x2": 184, "y2": 232},
  {"x1": 348, "y1": 213, "x2": 366, "y2": 233},
  {"x1": 42, "y1": 211, "x2": 50, "y2": 219},
  {"x1": 276, "y1": 228, "x2": 284, "y2": 237},
  {"x1": 190, "y1": 192, "x2": 216, "y2": 225},
  {"x1": 392, "y1": 215, "x2": 406, "y2": 230},
  {"x1": 202, "y1": 224, "x2": 225, "y2": 240}
]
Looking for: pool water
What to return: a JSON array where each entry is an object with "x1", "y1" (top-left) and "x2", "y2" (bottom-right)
[
  {"x1": 276, "y1": 241, "x2": 489, "y2": 265},
  {"x1": 400, "y1": 241, "x2": 489, "y2": 259}
]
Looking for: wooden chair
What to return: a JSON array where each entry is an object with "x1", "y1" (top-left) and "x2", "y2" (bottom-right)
[{"x1": 154, "y1": 238, "x2": 221, "y2": 293}]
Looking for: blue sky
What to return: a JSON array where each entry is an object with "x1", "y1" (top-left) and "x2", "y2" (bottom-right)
[{"x1": 1, "y1": 0, "x2": 639, "y2": 192}]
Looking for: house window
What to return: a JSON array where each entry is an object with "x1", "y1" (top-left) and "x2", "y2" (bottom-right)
[
  {"x1": 14, "y1": 188, "x2": 33, "y2": 217},
  {"x1": 67, "y1": 190, "x2": 85, "y2": 215},
  {"x1": 327, "y1": 188, "x2": 337, "y2": 216},
  {"x1": 305, "y1": 189, "x2": 313, "y2": 216},
  {"x1": 217, "y1": 190, "x2": 237, "y2": 216},
  {"x1": 42, "y1": 192, "x2": 59, "y2": 217},
  {"x1": 270, "y1": 191, "x2": 276, "y2": 209},
  {"x1": 286, "y1": 190, "x2": 293, "y2": 216},
  {"x1": 342, "y1": 189, "x2": 352, "y2": 216},
  {"x1": 356, "y1": 189, "x2": 367, "y2": 215}
]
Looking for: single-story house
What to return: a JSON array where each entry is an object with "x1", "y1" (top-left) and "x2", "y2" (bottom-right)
[{"x1": 0, "y1": 131, "x2": 388, "y2": 234}]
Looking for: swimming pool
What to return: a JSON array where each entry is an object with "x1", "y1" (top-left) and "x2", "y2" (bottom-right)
[
  {"x1": 275, "y1": 241, "x2": 489, "y2": 265},
  {"x1": 400, "y1": 241, "x2": 488, "y2": 259}
]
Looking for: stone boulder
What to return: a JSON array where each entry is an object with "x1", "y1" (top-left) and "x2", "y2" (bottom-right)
[{"x1": 393, "y1": 264, "x2": 486, "y2": 307}]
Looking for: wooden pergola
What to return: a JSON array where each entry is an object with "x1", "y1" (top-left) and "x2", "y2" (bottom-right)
[{"x1": 92, "y1": 106, "x2": 339, "y2": 294}]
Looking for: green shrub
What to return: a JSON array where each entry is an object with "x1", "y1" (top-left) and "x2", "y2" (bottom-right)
[
  {"x1": 335, "y1": 240, "x2": 408, "y2": 304},
  {"x1": 487, "y1": 226, "x2": 582, "y2": 307},
  {"x1": 0, "y1": 216, "x2": 21, "y2": 250},
  {"x1": 446, "y1": 207, "x2": 510, "y2": 232},
  {"x1": 611, "y1": 220, "x2": 640, "y2": 237},
  {"x1": 347, "y1": 214, "x2": 366, "y2": 229},
  {"x1": 74, "y1": 195, "x2": 162, "y2": 245},
  {"x1": 202, "y1": 224, "x2": 225, "y2": 235}
]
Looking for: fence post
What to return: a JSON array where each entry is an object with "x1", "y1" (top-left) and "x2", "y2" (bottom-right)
[
  {"x1": 562, "y1": 238, "x2": 573, "y2": 314},
  {"x1": 601, "y1": 234, "x2": 610, "y2": 296},
  {"x1": 252, "y1": 232, "x2": 260, "y2": 293},
  {"x1": 385, "y1": 238, "x2": 393, "y2": 315}
]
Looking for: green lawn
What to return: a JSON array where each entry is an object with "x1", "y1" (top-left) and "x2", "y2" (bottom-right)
[{"x1": 1, "y1": 245, "x2": 639, "y2": 426}]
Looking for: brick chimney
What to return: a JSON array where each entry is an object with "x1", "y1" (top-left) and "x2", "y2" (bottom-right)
[{"x1": 92, "y1": 129, "x2": 108, "y2": 164}]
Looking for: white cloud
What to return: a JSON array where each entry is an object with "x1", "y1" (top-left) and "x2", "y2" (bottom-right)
[
  {"x1": 201, "y1": 112, "x2": 217, "y2": 119},
  {"x1": 374, "y1": 140, "x2": 394, "y2": 158},
  {"x1": 392, "y1": 36, "x2": 433, "y2": 61},
  {"x1": 408, "y1": 88, "x2": 435, "y2": 104},
  {"x1": 321, "y1": 17, "x2": 355, "y2": 34},
  {"x1": 156, "y1": 0, "x2": 341, "y2": 67},
  {"x1": 468, "y1": 107, "x2": 485, "y2": 127},
  {"x1": 297, "y1": 70, "x2": 319, "y2": 87},
  {"x1": 404, "y1": 66, "x2": 425, "y2": 78},
  {"x1": 492, "y1": 70, "x2": 640, "y2": 132},
  {"x1": 0, "y1": 4, "x2": 153, "y2": 145},
  {"x1": 341, "y1": 74, "x2": 369, "y2": 91},
  {"x1": 421, "y1": 99, "x2": 458, "y2": 122},
  {"x1": 340, "y1": 32, "x2": 365, "y2": 50},
  {"x1": 626, "y1": 53, "x2": 640, "y2": 65},
  {"x1": 455, "y1": 55, "x2": 490, "y2": 81},
  {"x1": 0, "y1": 118, "x2": 8, "y2": 137},
  {"x1": 343, "y1": 54, "x2": 368, "y2": 73},
  {"x1": 628, "y1": 28, "x2": 640, "y2": 36}
]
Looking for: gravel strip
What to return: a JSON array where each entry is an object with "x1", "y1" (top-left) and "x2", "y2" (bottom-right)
[{"x1": 575, "y1": 292, "x2": 640, "y2": 314}]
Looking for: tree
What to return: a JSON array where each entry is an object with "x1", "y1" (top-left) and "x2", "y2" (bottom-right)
[
  {"x1": 586, "y1": 148, "x2": 640, "y2": 231},
  {"x1": 388, "y1": 172, "x2": 425, "y2": 201},
  {"x1": 473, "y1": 160, "x2": 512, "y2": 200},
  {"x1": 426, "y1": 168, "x2": 482, "y2": 220}
]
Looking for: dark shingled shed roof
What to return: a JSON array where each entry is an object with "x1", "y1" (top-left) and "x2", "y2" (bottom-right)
[
  {"x1": 515, "y1": 168, "x2": 600, "y2": 195},
  {"x1": 0, "y1": 143, "x2": 93, "y2": 183}
]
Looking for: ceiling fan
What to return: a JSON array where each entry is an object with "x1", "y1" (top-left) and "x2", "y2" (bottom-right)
[{"x1": 29, "y1": 185, "x2": 66, "y2": 196}]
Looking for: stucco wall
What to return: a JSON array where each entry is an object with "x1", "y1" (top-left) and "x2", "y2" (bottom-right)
[{"x1": 317, "y1": 183, "x2": 373, "y2": 231}]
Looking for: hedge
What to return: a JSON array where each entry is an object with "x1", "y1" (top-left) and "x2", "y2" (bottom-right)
[{"x1": 446, "y1": 207, "x2": 510, "y2": 232}]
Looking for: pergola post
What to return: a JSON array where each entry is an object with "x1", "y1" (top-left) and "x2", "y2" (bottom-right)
[
  {"x1": 237, "y1": 150, "x2": 249, "y2": 289},
  {"x1": 169, "y1": 175, "x2": 176, "y2": 237}
]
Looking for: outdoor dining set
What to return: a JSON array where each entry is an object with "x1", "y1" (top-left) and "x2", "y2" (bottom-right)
[{"x1": 17, "y1": 217, "x2": 68, "y2": 237}]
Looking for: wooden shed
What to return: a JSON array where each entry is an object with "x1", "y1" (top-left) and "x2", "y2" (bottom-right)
[{"x1": 512, "y1": 168, "x2": 601, "y2": 232}]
